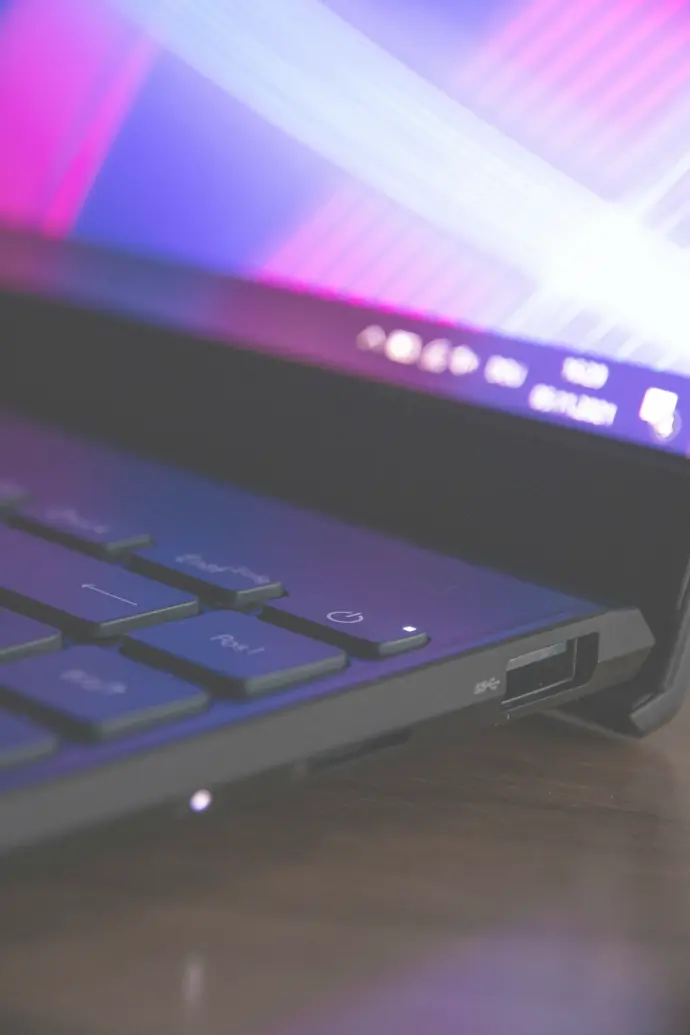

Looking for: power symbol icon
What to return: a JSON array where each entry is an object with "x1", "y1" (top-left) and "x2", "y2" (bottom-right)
[{"x1": 327, "y1": 611, "x2": 365, "y2": 624}]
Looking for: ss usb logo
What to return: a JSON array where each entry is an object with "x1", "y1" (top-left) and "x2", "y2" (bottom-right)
[{"x1": 473, "y1": 677, "x2": 501, "y2": 696}]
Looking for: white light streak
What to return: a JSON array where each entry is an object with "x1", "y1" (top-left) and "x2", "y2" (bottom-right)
[{"x1": 114, "y1": 0, "x2": 690, "y2": 363}]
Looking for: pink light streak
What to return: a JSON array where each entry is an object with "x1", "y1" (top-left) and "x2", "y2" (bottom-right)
[
  {"x1": 262, "y1": 181, "x2": 490, "y2": 322},
  {"x1": 287, "y1": 191, "x2": 385, "y2": 288},
  {"x1": 344, "y1": 216, "x2": 427, "y2": 301},
  {"x1": 471, "y1": 0, "x2": 607, "y2": 109},
  {"x1": 462, "y1": 0, "x2": 565, "y2": 79},
  {"x1": 603, "y1": 51, "x2": 690, "y2": 142},
  {"x1": 364, "y1": 222, "x2": 468, "y2": 312},
  {"x1": 0, "y1": 0, "x2": 146, "y2": 230},
  {"x1": 41, "y1": 34, "x2": 159, "y2": 236},
  {"x1": 259, "y1": 184, "x2": 360, "y2": 278},
  {"x1": 494, "y1": 0, "x2": 648, "y2": 125},
  {"x1": 410, "y1": 246, "x2": 493, "y2": 322},
  {"x1": 314, "y1": 198, "x2": 412, "y2": 299},
  {"x1": 562, "y1": 26, "x2": 690, "y2": 160},
  {"x1": 531, "y1": 1, "x2": 681, "y2": 139}
]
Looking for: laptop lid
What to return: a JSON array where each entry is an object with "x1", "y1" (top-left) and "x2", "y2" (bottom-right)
[{"x1": 1, "y1": 0, "x2": 689, "y2": 458}]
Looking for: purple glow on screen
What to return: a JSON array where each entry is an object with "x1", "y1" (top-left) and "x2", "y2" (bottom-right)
[{"x1": 2, "y1": 0, "x2": 690, "y2": 450}]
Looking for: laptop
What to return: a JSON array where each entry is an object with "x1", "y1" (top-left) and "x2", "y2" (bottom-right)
[{"x1": 1, "y1": 0, "x2": 688, "y2": 855}]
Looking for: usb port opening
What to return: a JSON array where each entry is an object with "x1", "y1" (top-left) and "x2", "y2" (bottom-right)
[{"x1": 503, "y1": 634, "x2": 598, "y2": 708}]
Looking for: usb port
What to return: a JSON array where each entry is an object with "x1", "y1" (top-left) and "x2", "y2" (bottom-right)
[{"x1": 503, "y1": 635, "x2": 597, "y2": 707}]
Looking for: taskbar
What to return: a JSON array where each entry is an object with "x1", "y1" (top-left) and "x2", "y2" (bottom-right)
[
  {"x1": 350, "y1": 316, "x2": 688, "y2": 456},
  {"x1": 0, "y1": 227, "x2": 687, "y2": 458}
]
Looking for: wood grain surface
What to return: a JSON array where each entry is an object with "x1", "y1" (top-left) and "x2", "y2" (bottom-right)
[{"x1": 1, "y1": 701, "x2": 689, "y2": 1035}]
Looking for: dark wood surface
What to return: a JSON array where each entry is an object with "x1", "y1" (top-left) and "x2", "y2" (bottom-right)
[{"x1": 1, "y1": 702, "x2": 690, "y2": 1035}]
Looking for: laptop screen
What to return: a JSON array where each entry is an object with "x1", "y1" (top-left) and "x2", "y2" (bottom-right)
[{"x1": 1, "y1": 0, "x2": 689, "y2": 455}]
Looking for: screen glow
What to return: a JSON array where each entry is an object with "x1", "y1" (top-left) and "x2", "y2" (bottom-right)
[{"x1": 2, "y1": 0, "x2": 690, "y2": 449}]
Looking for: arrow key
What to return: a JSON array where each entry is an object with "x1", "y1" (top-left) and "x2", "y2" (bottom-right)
[
  {"x1": 263, "y1": 597, "x2": 429, "y2": 658},
  {"x1": 0, "y1": 526, "x2": 199, "y2": 639}
]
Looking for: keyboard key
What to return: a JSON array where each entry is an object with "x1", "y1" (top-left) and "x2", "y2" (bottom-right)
[
  {"x1": 0, "y1": 609, "x2": 61, "y2": 663},
  {"x1": 0, "y1": 526, "x2": 198, "y2": 639},
  {"x1": 0, "y1": 648, "x2": 208, "y2": 740},
  {"x1": 14, "y1": 503, "x2": 151, "y2": 558},
  {"x1": 0, "y1": 480, "x2": 28, "y2": 514},
  {"x1": 0, "y1": 711, "x2": 57, "y2": 769},
  {"x1": 124, "y1": 610, "x2": 347, "y2": 698},
  {"x1": 264, "y1": 597, "x2": 429, "y2": 658},
  {"x1": 131, "y1": 546, "x2": 283, "y2": 608}
]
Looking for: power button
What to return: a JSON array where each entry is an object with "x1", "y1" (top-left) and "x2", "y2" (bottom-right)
[{"x1": 263, "y1": 597, "x2": 429, "y2": 658}]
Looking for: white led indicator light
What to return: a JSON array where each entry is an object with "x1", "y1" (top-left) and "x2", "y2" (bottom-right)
[{"x1": 189, "y1": 789, "x2": 213, "y2": 813}]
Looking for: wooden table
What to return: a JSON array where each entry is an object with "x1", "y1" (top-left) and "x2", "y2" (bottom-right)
[{"x1": 1, "y1": 702, "x2": 690, "y2": 1035}]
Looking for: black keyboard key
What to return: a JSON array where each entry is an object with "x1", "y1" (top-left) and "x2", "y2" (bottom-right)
[
  {"x1": 0, "y1": 480, "x2": 28, "y2": 514},
  {"x1": 0, "y1": 648, "x2": 208, "y2": 740},
  {"x1": 131, "y1": 546, "x2": 283, "y2": 608},
  {"x1": 0, "y1": 526, "x2": 198, "y2": 639},
  {"x1": 264, "y1": 597, "x2": 429, "y2": 658},
  {"x1": 124, "y1": 610, "x2": 347, "y2": 698},
  {"x1": 0, "y1": 711, "x2": 57, "y2": 769},
  {"x1": 14, "y1": 503, "x2": 151, "y2": 558},
  {"x1": 0, "y1": 609, "x2": 61, "y2": 663}
]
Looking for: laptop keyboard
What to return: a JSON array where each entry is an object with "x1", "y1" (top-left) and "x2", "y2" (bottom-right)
[
  {"x1": 0, "y1": 488, "x2": 439, "y2": 768},
  {"x1": 0, "y1": 417, "x2": 606, "y2": 806}
]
